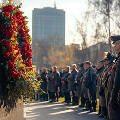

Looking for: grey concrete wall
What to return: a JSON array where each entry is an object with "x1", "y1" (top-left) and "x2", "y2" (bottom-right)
[{"x1": 0, "y1": 103, "x2": 24, "y2": 120}]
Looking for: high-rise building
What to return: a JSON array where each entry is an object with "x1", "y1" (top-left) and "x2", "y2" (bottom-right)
[
  {"x1": 32, "y1": 6, "x2": 65, "y2": 47},
  {"x1": 32, "y1": 6, "x2": 65, "y2": 68}
]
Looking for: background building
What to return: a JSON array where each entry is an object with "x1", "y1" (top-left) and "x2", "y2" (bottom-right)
[
  {"x1": 32, "y1": 6, "x2": 65, "y2": 68},
  {"x1": 32, "y1": 6, "x2": 65, "y2": 47}
]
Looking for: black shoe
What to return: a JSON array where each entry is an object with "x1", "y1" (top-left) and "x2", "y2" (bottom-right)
[
  {"x1": 99, "y1": 113, "x2": 104, "y2": 118},
  {"x1": 83, "y1": 108, "x2": 90, "y2": 111},
  {"x1": 79, "y1": 105, "x2": 84, "y2": 108}
]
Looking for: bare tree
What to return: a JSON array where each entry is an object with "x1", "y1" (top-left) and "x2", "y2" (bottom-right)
[{"x1": 89, "y1": 0, "x2": 120, "y2": 51}]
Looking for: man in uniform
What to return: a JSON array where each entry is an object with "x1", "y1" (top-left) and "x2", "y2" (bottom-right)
[
  {"x1": 100, "y1": 53, "x2": 114, "y2": 118},
  {"x1": 75, "y1": 63, "x2": 85, "y2": 107},
  {"x1": 84, "y1": 61, "x2": 97, "y2": 112},
  {"x1": 68, "y1": 64, "x2": 78, "y2": 105},
  {"x1": 96, "y1": 60, "x2": 104, "y2": 115},
  {"x1": 108, "y1": 36, "x2": 120, "y2": 120},
  {"x1": 61, "y1": 66, "x2": 71, "y2": 104}
]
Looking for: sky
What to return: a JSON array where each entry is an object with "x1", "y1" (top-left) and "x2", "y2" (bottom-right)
[{"x1": 0, "y1": 0, "x2": 89, "y2": 44}]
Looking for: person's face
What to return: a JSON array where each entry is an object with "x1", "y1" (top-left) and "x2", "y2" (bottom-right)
[
  {"x1": 104, "y1": 60, "x2": 109, "y2": 66},
  {"x1": 42, "y1": 68, "x2": 46, "y2": 73},
  {"x1": 49, "y1": 68, "x2": 52, "y2": 72},
  {"x1": 53, "y1": 67, "x2": 56, "y2": 72},
  {"x1": 84, "y1": 64, "x2": 90, "y2": 70},
  {"x1": 78, "y1": 67, "x2": 82, "y2": 71},
  {"x1": 97, "y1": 63, "x2": 103, "y2": 69},
  {"x1": 71, "y1": 66, "x2": 75, "y2": 70},
  {"x1": 114, "y1": 42, "x2": 120, "y2": 54},
  {"x1": 65, "y1": 67, "x2": 69, "y2": 72}
]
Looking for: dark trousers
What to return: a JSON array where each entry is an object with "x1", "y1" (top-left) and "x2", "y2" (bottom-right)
[
  {"x1": 81, "y1": 97, "x2": 86, "y2": 106},
  {"x1": 48, "y1": 91, "x2": 55, "y2": 101},
  {"x1": 64, "y1": 91, "x2": 71, "y2": 103},
  {"x1": 72, "y1": 91, "x2": 79, "y2": 105}
]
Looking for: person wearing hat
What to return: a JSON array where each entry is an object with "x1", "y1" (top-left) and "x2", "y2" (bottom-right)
[
  {"x1": 84, "y1": 61, "x2": 97, "y2": 112},
  {"x1": 96, "y1": 60, "x2": 105, "y2": 116},
  {"x1": 75, "y1": 63, "x2": 85, "y2": 107},
  {"x1": 107, "y1": 36, "x2": 120, "y2": 120},
  {"x1": 99, "y1": 52, "x2": 115, "y2": 119}
]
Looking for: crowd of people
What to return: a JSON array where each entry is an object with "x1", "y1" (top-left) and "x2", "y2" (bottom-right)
[{"x1": 36, "y1": 36, "x2": 120, "y2": 120}]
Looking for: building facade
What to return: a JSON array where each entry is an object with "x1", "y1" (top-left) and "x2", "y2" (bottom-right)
[
  {"x1": 32, "y1": 7, "x2": 65, "y2": 68},
  {"x1": 32, "y1": 7, "x2": 65, "y2": 47}
]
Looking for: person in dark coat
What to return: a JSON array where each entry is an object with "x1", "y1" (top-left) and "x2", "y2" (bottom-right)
[
  {"x1": 99, "y1": 53, "x2": 115, "y2": 119},
  {"x1": 52, "y1": 66, "x2": 61, "y2": 102},
  {"x1": 68, "y1": 64, "x2": 78, "y2": 105},
  {"x1": 84, "y1": 61, "x2": 97, "y2": 112},
  {"x1": 47, "y1": 68, "x2": 56, "y2": 102},
  {"x1": 60, "y1": 69, "x2": 66, "y2": 98},
  {"x1": 40, "y1": 68, "x2": 48, "y2": 101},
  {"x1": 96, "y1": 60, "x2": 104, "y2": 115},
  {"x1": 61, "y1": 66, "x2": 71, "y2": 104},
  {"x1": 107, "y1": 36, "x2": 120, "y2": 120},
  {"x1": 75, "y1": 63, "x2": 85, "y2": 107}
]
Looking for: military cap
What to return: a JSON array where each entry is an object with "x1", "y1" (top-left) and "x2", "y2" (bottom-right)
[
  {"x1": 110, "y1": 35, "x2": 120, "y2": 44},
  {"x1": 103, "y1": 52, "x2": 115, "y2": 62},
  {"x1": 78, "y1": 63, "x2": 84, "y2": 68}
]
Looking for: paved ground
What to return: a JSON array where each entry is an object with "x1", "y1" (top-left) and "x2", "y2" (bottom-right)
[{"x1": 24, "y1": 102, "x2": 104, "y2": 120}]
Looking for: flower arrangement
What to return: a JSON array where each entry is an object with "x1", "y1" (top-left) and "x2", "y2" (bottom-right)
[{"x1": 0, "y1": 2, "x2": 40, "y2": 109}]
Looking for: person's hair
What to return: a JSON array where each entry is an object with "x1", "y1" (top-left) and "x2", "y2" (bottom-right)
[
  {"x1": 84, "y1": 61, "x2": 91, "y2": 65},
  {"x1": 66, "y1": 66, "x2": 70, "y2": 70},
  {"x1": 53, "y1": 66, "x2": 57, "y2": 69},
  {"x1": 72, "y1": 64, "x2": 77, "y2": 68}
]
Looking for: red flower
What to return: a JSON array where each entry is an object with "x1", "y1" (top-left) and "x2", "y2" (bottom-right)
[
  {"x1": 1, "y1": 40, "x2": 8, "y2": 46},
  {"x1": 6, "y1": 29, "x2": 14, "y2": 39},
  {"x1": 8, "y1": 61, "x2": 15, "y2": 70},
  {"x1": 21, "y1": 67, "x2": 25, "y2": 73},
  {"x1": 24, "y1": 38, "x2": 28, "y2": 43},
  {"x1": 15, "y1": 10, "x2": 22, "y2": 17},
  {"x1": 10, "y1": 70, "x2": 21, "y2": 79},
  {"x1": 3, "y1": 12, "x2": 11, "y2": 17},
  {"x1": 3, "y1": 5, "x2": 13, "y2": 12},
  {"x1": 7, "y1": 42, "x2": 13, "y2": 52},
  {"x1": 11, "y1": 56, "x2": 16, "y2": 62},
  {"x1": 5, "y1": 52, "x2": 10, "y2": 59}
]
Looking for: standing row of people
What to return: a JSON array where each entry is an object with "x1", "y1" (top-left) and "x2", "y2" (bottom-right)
[{"x1": 37, "y1": 36, "x2": 120, "y2": 120}]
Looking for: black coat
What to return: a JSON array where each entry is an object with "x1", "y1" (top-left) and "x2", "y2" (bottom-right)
[
  {"x1": 68, "y1": 69, "x2": 77, "y2": 91},
  {"x1": 108, "y1": 53, "x2": 120, "y2": 120},
  {"x1": 84, "y1": 67, "x2": 97, "y2": 100},
  {"x1": 41, "y1": 72, "x2": 47, "y2": 92},
  {"x1": 61, "y1": 72, "x2": 70, "y2": 92}
]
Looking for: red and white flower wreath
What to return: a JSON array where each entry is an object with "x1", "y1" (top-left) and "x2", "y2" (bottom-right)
[{"x1": 0, "y1": 4, "x2": 32, "y2": 80}]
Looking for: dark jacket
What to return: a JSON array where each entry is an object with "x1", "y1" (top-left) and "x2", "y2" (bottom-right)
[
  {"x1": 53, "y1": 71, "x2": 61, "y2": 87},
  {"x1": 61, "y1": 72, "x2": 71, "y2": 92},
  {"x1": 110, "y1": 53, "x2": 120, "y2": 111},
  {"x1": 68, "y1": 69, "x2": 77, "y2": 91},
  {"x1": 41, "y1": 72, "x2": 47, "y2": 91},
  {"x1": 75, "y1": 69, "x2": 84, "y2": 85},
  {"x1": 47, "y1": 71, "x2": 55, "y2": 92},
  {"x1": 84, "y1": 67, "x2": 97, "y2": 100},
  {"x1": 108, "y1": 53, "x2": 120, "y2": 120},
  {"x1": 84, "y1": 67, "x2": 97, "y2": 89}
]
